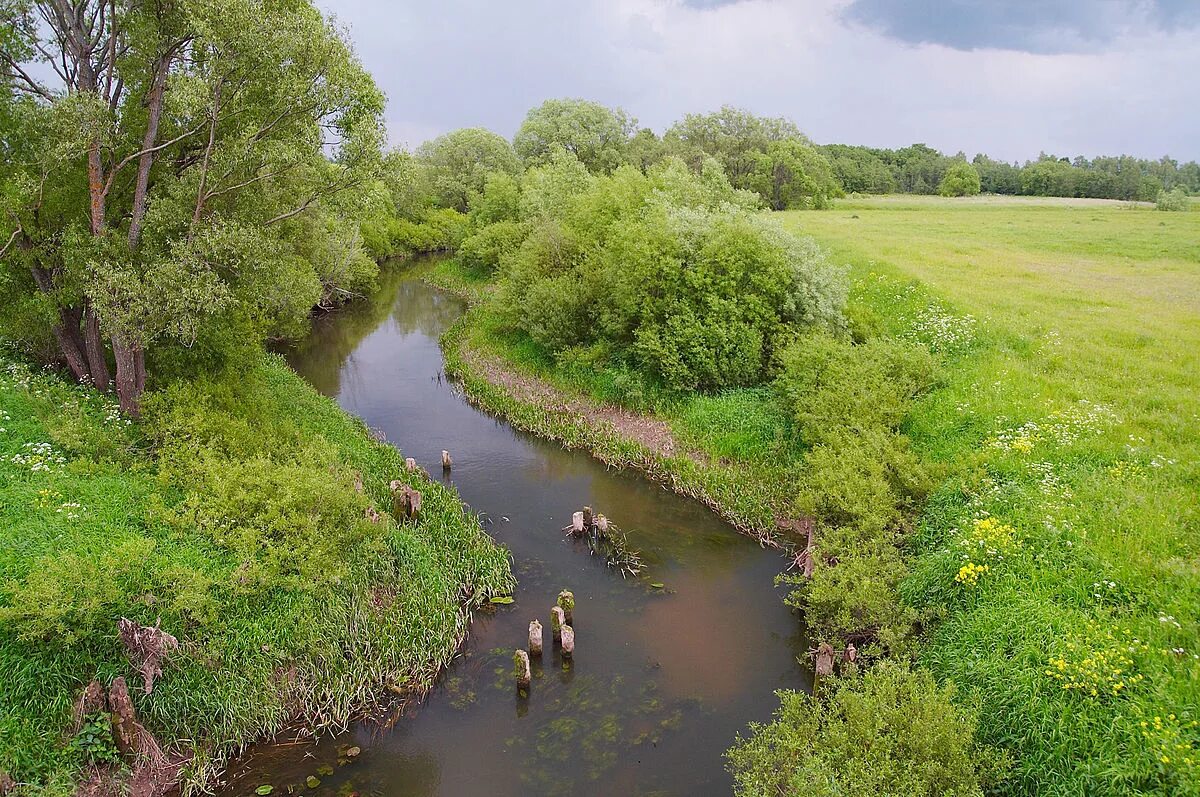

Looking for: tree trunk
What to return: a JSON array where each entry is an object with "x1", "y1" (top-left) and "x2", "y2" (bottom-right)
[
  {"x1": 112, "y1": 334, "x2": 142, "y2": 418},
  {"x1": 52, "y1": 306, "x2": 91, "y2": 383},
  {"x1": 83, "y1": 304, "x2": 111, "y2": 392},
  {"x1": 128, "y1": 54, "x2": 172, "y2": 248}
]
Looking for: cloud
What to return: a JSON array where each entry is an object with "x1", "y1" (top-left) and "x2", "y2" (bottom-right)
[
  {"x1": 319, "y1": 0, "x2": 1200, "y2": 162},
  {"x1": 842, "y1": 0, "x2": 1200, "y2": 53}
]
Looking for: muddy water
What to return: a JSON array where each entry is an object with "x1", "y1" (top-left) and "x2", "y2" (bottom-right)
[{"x1": 233, "y1": 260, "x2": 808, "y2": 796}]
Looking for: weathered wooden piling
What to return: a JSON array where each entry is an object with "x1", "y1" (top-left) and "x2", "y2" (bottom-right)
[
  {"x1": 528, "y1": 619, "x2": 543, "y2": 657},
  {"x1": 582, "y1": 506, "x2": 593, "y2": 529},
  {"x1": 561, "y1": 625, "x2": 575, "y2": 659},
  {"x1": 441, "y1": 450, "x2": 452, "y2": 470},
  {"x1": 551, "y1": 605, "x2": 565, "y2": 644},
  {"x1": 571, "y1": 511, "x2": 585, "y2": 535},
  {"x1": 405, "y1": 457, "x2": 418, "y2": 471},
  {"x1": 557, "y1": 590, "x2": 575, "y2": 626},
  {"x1": 514, "y1": 650, "x2": 531, "y2": 691},
  {"x1": 594, "y1": 514, "x2": 609, "y2": 536}
]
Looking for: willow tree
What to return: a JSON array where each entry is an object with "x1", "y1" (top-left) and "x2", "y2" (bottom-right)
[{"x1": 0, "y1": 0, "x2": 384, "y2": 415}]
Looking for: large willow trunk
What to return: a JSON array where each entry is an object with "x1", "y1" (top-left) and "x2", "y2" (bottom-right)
[{"x1": 111, "y1": 335, "x2": 145, "y2": 418}]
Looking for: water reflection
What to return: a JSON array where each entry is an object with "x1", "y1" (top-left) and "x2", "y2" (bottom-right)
[{"x1": 230, "y1": 259, "x2": 808, "y2": 797}]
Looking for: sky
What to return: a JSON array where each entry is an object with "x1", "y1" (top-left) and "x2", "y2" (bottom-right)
[{"x1": 316, "y1": 0, "x2": 1200, "y2": 163}]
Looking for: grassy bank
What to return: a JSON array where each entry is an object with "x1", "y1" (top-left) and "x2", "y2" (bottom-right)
[
  {"x1": 0, "y1": 352, "x2": 512, "y2": 795},
  {"x1": 785, "y1": 195, "x2": 1200, "y2": 794}
]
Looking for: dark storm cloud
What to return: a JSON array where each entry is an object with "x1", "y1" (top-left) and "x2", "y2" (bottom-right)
[{"x1": 843, "y1": 0, "x2": 1200, "y2": 53}]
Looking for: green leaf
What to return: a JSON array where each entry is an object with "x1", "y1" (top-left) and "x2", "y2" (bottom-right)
[
  {"x1": 256, "y1": 786, "x2": 274, "y2": 795},
  {"x1": 489, "y1": 596, "x2": 514, "y2": 604},
  {"x1": 650, "y1": 583, "x2": 665, "y2": 589},
  {"x1": 305, "y1": 776, "x2": 320, "y2": 789}
]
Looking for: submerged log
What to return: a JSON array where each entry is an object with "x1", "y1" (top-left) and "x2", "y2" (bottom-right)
[
  {"x1": 551, "y1": 606, "x2": 565, "y2": 644},
  {"x1": 561, "y1": 625, "x2": 575, "y2": 659},
  {"x1": 528, "y1": 619, "x2": 543, "y2": 657},
  {"x1": 557, "y1": 590, "x2": 575, "y2": 626},
  {"x1": 514, "y1": 650, "x2": 531, "y2": 691}
]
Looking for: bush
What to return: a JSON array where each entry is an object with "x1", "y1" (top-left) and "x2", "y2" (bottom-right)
[
  {"x1": 727, "y1": 661, "x2": 1007, "y2": 797},
  {"x1": 1157, "y1": 187, "x2": 1190, "y2": 211},
  {"x1": 938, "y1": 160, "x2": 982, "y2": 197},
  {"x1": 458, "y1": 220, "x2": 528, "y2": 274},
  {"x1": 493, "y1": 155, "x2": 848, "y2": 390}
]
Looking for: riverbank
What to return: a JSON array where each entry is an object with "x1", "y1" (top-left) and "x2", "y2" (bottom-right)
[
  {"x1": 425, "y1": 263, "x2": 800, "y2": 547},
  {"x1": 425, "y1": 193, "x2": 1200, "y2": 794},
  {"x1": 0, "y1": 351, "x2": 512, "y2": 796}
]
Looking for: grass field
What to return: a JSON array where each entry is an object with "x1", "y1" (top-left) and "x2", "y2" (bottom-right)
[{"x1": 784, "y1": 196, "x2": 1200, "y2": 794}]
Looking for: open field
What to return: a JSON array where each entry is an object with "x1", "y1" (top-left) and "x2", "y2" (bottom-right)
[{"x1": 784, "y1": 195, "x2": 1200, "y2": 794}]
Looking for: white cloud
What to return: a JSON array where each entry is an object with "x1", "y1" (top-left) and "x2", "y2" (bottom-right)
[{"x1": 318, "y1": 0, "x2": 1200, "y2": 162}]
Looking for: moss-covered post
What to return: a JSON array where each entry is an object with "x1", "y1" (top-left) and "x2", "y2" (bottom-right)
[
  {"x1": 528, "y1": 619, "x2": 543, "y2": 657},
  {"x1": 551, "y1": 605, "x2": 565, "y2": 644},
  {"x1": 557, "y1": 590, "x2": 575, "y2": 626},
  {"x1": 561, "y1": 625, "x2": 574, "y2": 659},
  {"x1": 514, "y1": 649, "x2": 531, "y2": 693}
]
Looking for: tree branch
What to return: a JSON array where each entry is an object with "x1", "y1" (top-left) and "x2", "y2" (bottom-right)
[{"x1": 0, "y1": 227, "x2": 22, "y2": 260}]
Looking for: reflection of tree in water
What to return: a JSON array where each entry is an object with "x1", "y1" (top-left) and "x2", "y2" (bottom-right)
[{"x1": 285, "y1": 257, "x2": 462, "y2": 397}]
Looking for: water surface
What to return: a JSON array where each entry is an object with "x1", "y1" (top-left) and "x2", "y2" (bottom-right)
[{"x1": 229, "y1": 260, "x2": 808, "y2": 796}]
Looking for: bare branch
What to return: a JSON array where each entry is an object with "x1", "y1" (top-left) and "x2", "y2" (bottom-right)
[
  {"x1": 0, "y1": 52, "x2": 56, "y2": 100},
  {"x1": 0, "y1": 227, "x2": 22, "y2": 260},
  {"x1": 102, "y1": 121, "x2": 207, "y2": 196}
]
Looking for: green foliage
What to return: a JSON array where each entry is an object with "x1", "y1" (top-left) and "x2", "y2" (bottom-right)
[
  {"x1": 820, "y1": 144, "x2": 897, "y2": 194},
  {"x1": 458, "y1": 220, "x2": 529, "y2": 274},
  {"x1": 488, "y1": 156, "x2": 847, "y2": 390},
  {"x1": 513, "y1": 98, "x2": 635, "y2": 174},
  {"x1": 727, "y1": 662, "x2": 1006, "y2": 797},
  {"x1": 415, "y1": 128, "x2": 520, "y2": 212},
  {"x1": 939, "y1": 160, "x2": 982, "y2": 197},
  {"x1": 1157, "y1": 187, "x2": 1191, "y2": 211},
  {"x1": 68, "y1": 713, "x2": 121, "y2": 767},
  {"x1": 749, "y1": 139, "x2": 842, "y2": 209},
  {"x1": 664, "y1": 106, "x2": 802, "y2": 188}
]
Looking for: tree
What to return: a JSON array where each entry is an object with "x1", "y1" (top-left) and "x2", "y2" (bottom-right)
[
  {"x1": 624, "y1": 127, "x2": 665, "y2": 173},
  {"x1": 822, "y1": 145, "x2": 896, "y2": 194},
  {"x1": 938, "y1": 160, "x2": 982, "y2": 197},
  {"x1": 513, "y1": 98, "x2": 635, "y2": 174},
  {"x1": 0, "y1": 0, "x2": 385, "y2": 416},
  {"x1": 415, "y1": 127, "x2": 519, "y2": 212},
  {"x1": 972, "y1": 155, "x2": 1020, "y2": 194},
  {"x1": 749, "y1": 139, "x2": 842, "y2": 209},
  {"x1": 664, "y1": 106, "x2": 802, "y2": 189}
]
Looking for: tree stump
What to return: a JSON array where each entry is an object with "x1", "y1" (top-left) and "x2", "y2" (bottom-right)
[
  {"x1": 528, "y1": 619, "x2": 543, "y2": 657},
  {"x1": 582, "y1": 506, "x2": 593, "y2": 529},
  {"x1": 74, "y1": 679, "x2": 107, "y2": 728},
  {"x1": 118, "y1": 617, "x2": 179, "y2": 695},
  {"x1": 814, "y1": 642, "x2": 836, "y2": 678},
  {"x1": 405, "y1": 457, "x2": 418, "y2": 471},
  {"x1": 441, "y1": 450, "x2": 452, "y2": 471},
  {"x1": 513, "y1": 650, "x2": 531, "y2": 692},
  {"x1": 108, "y1": 677, "x2": 138, "y2": 756},
  {"x1": 390, "y1": 483, "x2": 422, "y2": 521},
  {"x1": 561, "y1": 625, "x2": 575, "y2": 659},
  {"x1": 557, "y1": 590, "x2": 575, "y2": 626},
  {"x1": 594, "y1": 514, "x2": 609, "y2": 536},
  {"x1": 551, "y1": 606, "x2": 565, "y2": 644},
  {"x1": 571, "y1": 511, "x2": 585, "y2": 535}
]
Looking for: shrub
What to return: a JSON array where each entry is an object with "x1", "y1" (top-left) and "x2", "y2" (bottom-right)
[
  {"x1": 727, "y1": 661, "x2": 1007, "y2": 797},
  {"x1": 1156, "y1": 187, "x2": 1190, "y2": 212},
  {"x1": 939, "y1": 160, "x2": 982, "y2": 197},
  {"x1": 458, "y1": 220, "x2": 528, "y2": 274}
]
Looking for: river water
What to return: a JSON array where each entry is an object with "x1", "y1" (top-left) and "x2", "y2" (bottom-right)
[{"x1": 227, "y1": 260, "x2": 807, "y2": 796}]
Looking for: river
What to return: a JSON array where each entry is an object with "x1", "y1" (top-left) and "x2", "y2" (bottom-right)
[{"x1": 224, "y1": 259, "x2": 808, "y2": 796}]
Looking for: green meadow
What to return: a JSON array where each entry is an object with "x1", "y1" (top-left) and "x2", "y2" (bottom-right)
[{"x1": 785, "y1": 196, "x2": 1200, "y2": 793}]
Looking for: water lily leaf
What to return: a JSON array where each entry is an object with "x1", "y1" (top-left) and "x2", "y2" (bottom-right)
[
  {"x1": 650, "y1": 583, "x2": 665, "y2": 589},
  {"x1": 256, "y1": 786, "x2": 273, "y2": 795},
  {"x1": 305, "y1": 776, "x2": 320, "y2": 789},
  {"x1": 345, "y1": 746, "x2": 361, "y2": 758},
  {"x1": 316, "y1": 765, "x2": 334, "y2": 776},
  {"x1": 489, "y1": 596, "x2": 514, "y2": 604}
]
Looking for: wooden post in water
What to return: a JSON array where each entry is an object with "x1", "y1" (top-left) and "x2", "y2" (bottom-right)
[
  {"x1": 557, "y1": 590, "x2": 575, "y2": 626},
  {"x1": 594, "y1": 514, "x2": 609, "y2": 537},
  {"x1": 582, "y1": 506, "x2": 593, "y2": 530},
  {"x1": 513, "y1": 650, "x2": 531, "y2": 692},
  {"x1": 561, "y1": 625, "x2": 575, "y2": 659},
  {"x1": 528, "y1": 620, "x2": 543, "y2": 657},
  {"x1": 570, "y1": 511, "x2": 585, "y2": 535},
  {"x1": 441, "y1": 450, "x2": 452, "y2": 471},
  {"x1": 551, "y1": 606, "x2": 565, "y2": 644}
]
